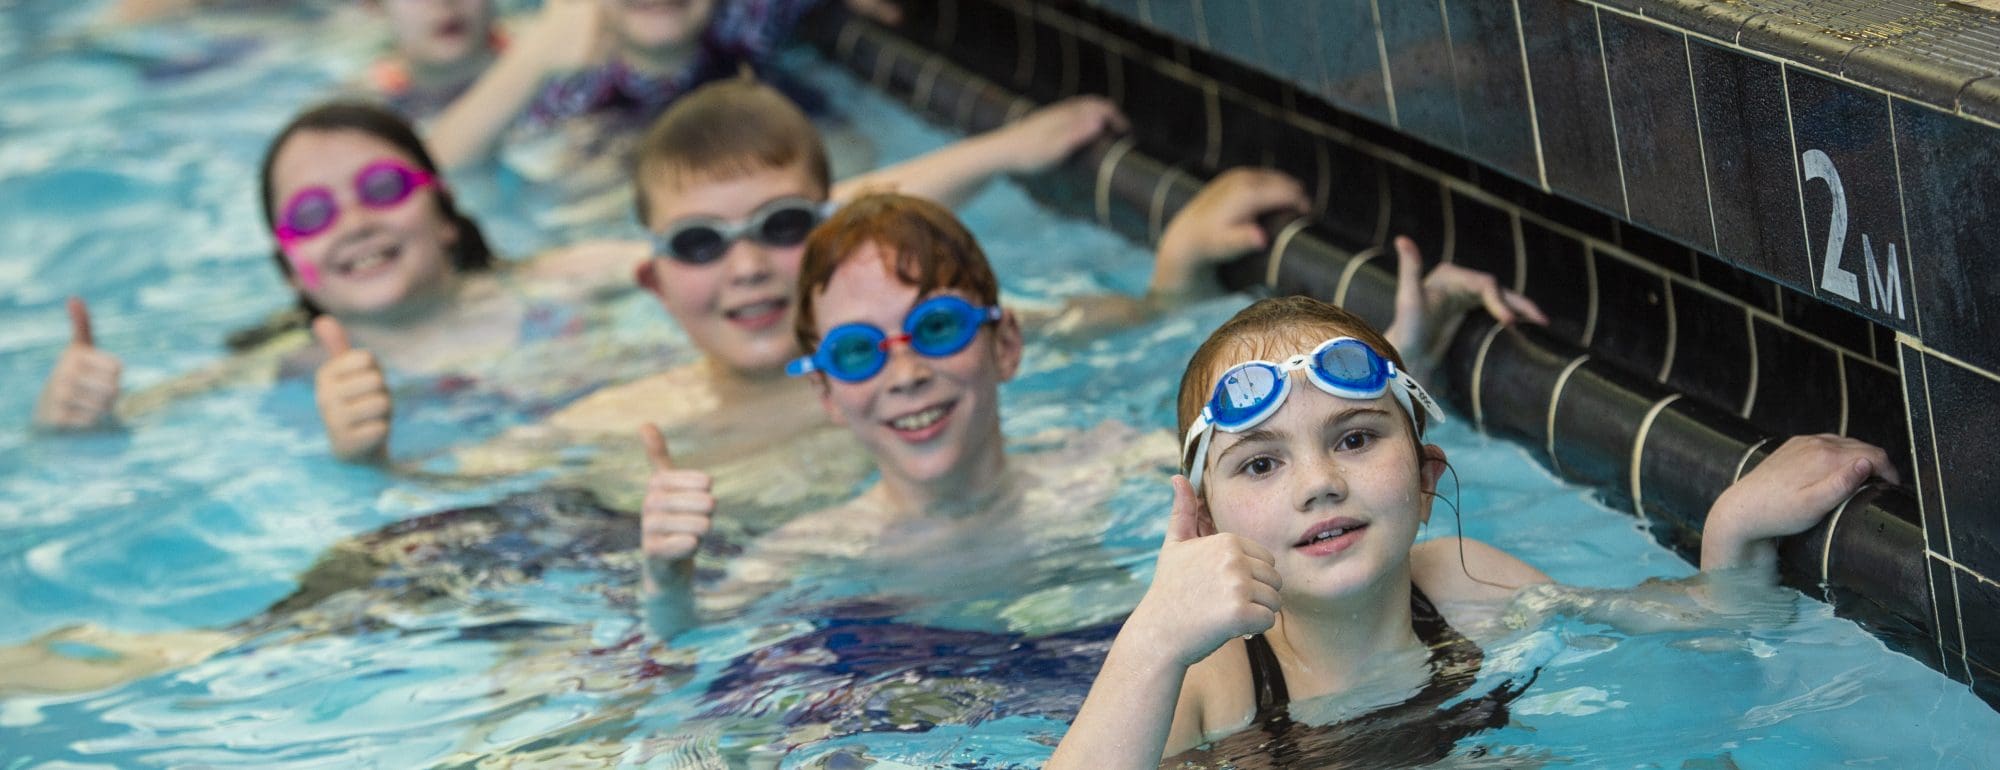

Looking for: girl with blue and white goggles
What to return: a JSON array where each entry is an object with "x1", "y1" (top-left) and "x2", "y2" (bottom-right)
[
  {"x1": 786, "y1": 295, "x2": 1003, "y2": 382},
  {"x1": 1182, "y1": 337, "x2": 1446, "y2": 491}
]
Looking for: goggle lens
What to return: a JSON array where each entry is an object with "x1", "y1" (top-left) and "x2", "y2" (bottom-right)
[
  {"x1": 825, "y1": 328, "x2": 885, "y2": 380},
  {"x1": 909, "y1": 302, "x2": 974, "y2": 355},
  {"x1": 657, "y1": 199, "x2": 824, "y2": 265},
  {"x1": 1314, "y1": 340, "x2": 1381, "y2": 384},
  {"x1": 667, "y1": 227, "x2": 728, "y2": 264},
  {"x1": 282, "y1": 191, "x2": 337, "y2": 238},
  {"x1": 756, "y1": 205, "x2": 817, "y2": 246},
  {"x1": 357, "y1": 163, "x2": 424, "y2": 206},
  {"x1": 1210, "y1": 363, "x2": 1285, "y2": 429},
  {"x1": 789, "y1": 296, "x2": 999, "y2": 382}
]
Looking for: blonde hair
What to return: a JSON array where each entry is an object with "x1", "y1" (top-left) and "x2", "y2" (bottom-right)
[{"x1": 631, "y1": 78, "x2": 831, "y2": 226}]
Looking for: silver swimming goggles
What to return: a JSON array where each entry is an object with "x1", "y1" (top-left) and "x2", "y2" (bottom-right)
[{"x1": 1182, "y1": 337, "x2": 1445, "y2": 491}]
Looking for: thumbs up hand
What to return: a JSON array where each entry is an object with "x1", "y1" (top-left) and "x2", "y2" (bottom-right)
[
  {"x1": 33, "y1": 297, "x2": 123, "y2": 430},
  {"x1": 311, "y1": 316, "x2": 391, "y2": 462},
  {"x1": 639, "y1": 424, "x2": 716, "y2": 565},
  {"x1": 1125, "y1": 476, "x2": 1283, "y2": 668}
]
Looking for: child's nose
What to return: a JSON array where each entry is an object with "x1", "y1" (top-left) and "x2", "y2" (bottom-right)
[
  {"x1": 881, "y1": 343, "x2": 934, "y2": 395},
  {"x1": 721, "y1": 239, "x2": 775, "y2": 285},
  {"x1": 1295, "y1": 453, "x2": 1349, "y2": 511}
]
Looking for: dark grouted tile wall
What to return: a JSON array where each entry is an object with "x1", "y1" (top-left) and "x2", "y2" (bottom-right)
[{"x1": 854, "y1": 0, "x2": 2000, "y2": 705}]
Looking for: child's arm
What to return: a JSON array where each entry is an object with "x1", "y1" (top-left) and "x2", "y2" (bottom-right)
[
  {"x1": 1700, "y1": 434, "x2": 1897, "y2": 575},
  {"x1": 512, "y1": 239, "x2": 653, "y2": 300},
  {"x1": 426, "y1": 0, "x2": 606, "y2": 170},
  {"x1": 1380, "y1": 235, "x2": 1548, "y2": 383},
  {"x1": 831, "y1": 96, "x2": 1127, "y2": 208},
  {"x1": 638, "y1": 424, "x2": 712, "y2": 639},
  {"x1": 1049, "y1": 476, "x2": 1279, "y2": 769}
]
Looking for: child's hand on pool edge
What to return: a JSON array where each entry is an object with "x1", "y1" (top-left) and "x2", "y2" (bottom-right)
[
  {"x1": 993, "y1": 96, "x2": 1129, "y2": 175},
  {"x1": 1125, "y1": 475, "x2": 1282, "y2": 669},
  {"x1": 311, "y1": 317, "x2": 392, "y2": 463},
  {"x1": 639, "y1": 424, "x2": 713, "y2": 586},
  {"x1": 1383, "y1": 236, "x2": 1548, "y2": 383},
  {"x1": 1699, "y1": 435, "x2": 1900, "y2": 574},
  {"x1": 33, "y1": 297, "x2": 122, "y2": 431},
  {"x1": 1150, "y1": 169, "x2": 1310, "y2": 301}
]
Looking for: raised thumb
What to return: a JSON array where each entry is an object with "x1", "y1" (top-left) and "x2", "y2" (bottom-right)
[
  {"x1": 1166, "y1": 474, "x2": 1202, "y2": 544},
  {"x1": 67, "y1": 296, "x2": 94, "y2": 348},
  {"x1": 311, "y1": 315, "x2": 352, "y2": 356},
  {"x1": 640, "y1": 423, "x2": 674, "y2": 472}
]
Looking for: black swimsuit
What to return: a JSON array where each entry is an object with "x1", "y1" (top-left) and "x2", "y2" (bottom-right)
[{"x1": 1166, "y1": 585, "x2": 1537, "y2": 769}]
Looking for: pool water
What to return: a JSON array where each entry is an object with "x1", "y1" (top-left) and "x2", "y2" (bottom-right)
[{"x1": 2, "y1": 2, "x2": 1997, "y2": 767}]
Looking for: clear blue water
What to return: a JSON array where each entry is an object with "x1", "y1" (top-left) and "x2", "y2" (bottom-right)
[{"x1": 2, "y1": 2, "x2": 1996, "y2": 767}]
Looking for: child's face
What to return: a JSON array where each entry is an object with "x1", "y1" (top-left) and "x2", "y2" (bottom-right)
[
  {"x1": 603, "y1": 0, "x2": 715, "y2": 54},
  {"x1": 642, "y1": 164, "x2": 822, "y2": 376},
  {"x1": 810, "y1": 246, "x2": 1022, "y2": 487},
  {"x1": 381, "y1": 0, "x2": 495, "y2": 67},
  {"x1": 1199, "y1": 363, "x2": 1440, "y2": 603},
  {"x1": 268, "y1": 129, "x2": 460, "y2": 318}
]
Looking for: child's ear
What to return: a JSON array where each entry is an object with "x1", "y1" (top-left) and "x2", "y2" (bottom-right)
[
  {"x1": 812, "y1": 373, "x2": 845, "y2": 425},
  {"x1": 1193, "y1": 494, "x2": 1219, "y2": 538},
  {"x1": 1419, "y1": 444, "x2": 1447, "y2": 525},
  {"x1": 635, "y1": 260, "x2": 662, "y2": 294},
  {"x1": 992, "y1": 308, "x2": 1024, "y2": 380}
]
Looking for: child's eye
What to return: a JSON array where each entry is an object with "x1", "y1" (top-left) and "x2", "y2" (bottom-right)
[
  {"x1": 1238, "y1": 456, "x2": 1279, "y2": 477},
  {"x1": 1336, "y1": 431, "x2": 1377, "y2": 452}
]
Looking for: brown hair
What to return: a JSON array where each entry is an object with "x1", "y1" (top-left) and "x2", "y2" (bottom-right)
[
  {"x1": 1176, "y1": 296, "x2": 1428, "y2": 472},
  {"x1": 631, "y1": 78, "x2": 831, "y2": 226},
  {"x1": 794, "y1": 193, "x2": 1002, "y2": 353}
]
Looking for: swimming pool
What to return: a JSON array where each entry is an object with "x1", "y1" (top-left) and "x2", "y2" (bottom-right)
[{"x1": 2, "y1": 1, "x2": 1997, "y2": 766}]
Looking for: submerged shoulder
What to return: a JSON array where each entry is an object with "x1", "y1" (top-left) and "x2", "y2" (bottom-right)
[
  {"x1": 1175, "y1": 637, "x2": 1257, "y2": 750},
  {"x1": 1411, "y1": 537, "x2": 1552, "y2": 604}
]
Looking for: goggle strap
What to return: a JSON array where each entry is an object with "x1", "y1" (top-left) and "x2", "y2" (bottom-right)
[
  {"x1": 784, "y1": 356, "x2": 817, "y2": 377},
  {"x1": 1182, "y1": 411, "x2": 1214, "y2": 491}
]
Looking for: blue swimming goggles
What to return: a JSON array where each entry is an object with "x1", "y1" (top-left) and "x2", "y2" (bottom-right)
[
  {"x1": 786, "y1": 295, "x2": 1003, "y2": 382},
  {"x1": 1182, "y1": 337, "x2": 1445, "y2": 491}
]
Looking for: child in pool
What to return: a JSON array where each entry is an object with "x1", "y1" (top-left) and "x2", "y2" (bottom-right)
[
  {"x1": 1043, "y1": 296, "x2": 1900, "y2": 766},
  {"x1": 634, "y1": 191, "x2": 1547, "y2": 641},
  {"x1": 358, "y1": 0, "x2": 508, "y2": 120},
  {"x1": 31, "y1": 100, "x2": 650, "y2": 462}
]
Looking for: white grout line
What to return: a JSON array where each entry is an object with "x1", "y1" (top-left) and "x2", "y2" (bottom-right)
[
  {"x1": 1095, "y1": 137, "x2": 1137, "y2": 228},
  {"x1": 836, "y1": 20, "x2": 863, "y2": 65},
  {"x1": 1686, "y1": 34, "x2": 1723, "y2": 254},
  {"x1": 1740, "y1": 309, "x2": 1760, "y2": 419},
  {"x1": 1547, "y1": 354, "x2": 1593, "y2": 471},
  {"x1": 1733, "y1": 436, "x2": 1773, "y2": 483},
  {"x1": 1470, "y1": 321, "x2": 1508, "y2": 432},
  {"x1": 1821, "y1": 482, "x2": 1866, "y2": 586},
  {"x1": 1440, "y1": 185, "x2": 1457, "y2": 263},
  {"x1": 1782, "y1": 64, "x2": 1818, "y2": 290},
  {"x1": 1148, "y1": 169, "x2": 1179, "y2": 245},
  {"x1": 1313, "y1": 132, "x2": 1332, "y2": 215},
  {"x1": 1511, "y1": 211, "x2": 1528, "y2": 293},
  {"x1": 1595, "y1": 7, "x2": 1632, "y2": 218},
  {"x1": 870, "y1": 38, "x2": 897, "y2": 90},
  {"x1": 1900, "y1": 336, "x2": 2000, "y2": 385},
  {"x1": 1437, "y1": 0, "x2": 1470, "y2": 149},
  {"x1": 913, "y1": 55, "x2": 945, "y2": 113},
  {"x1": 1629, "y1": 393, "x2": 1685, "y2": 518},
  {"x1": 1007, "y1": 98, "x2": 1033, "y2": 123},
  {"x1": 1335, "y1": 246, "x2": 1384, "y2": 308},
  {"x1": 1191, "y1": 0, "x2": 1210, "y2": 48},
  {"x1": 1926, "y1": 549, "x2": 1950, "y2": 670},
  {"x1": 1919, "y1": 339, "x2": 1954, "y2": 560},
  {"x1": 1837, "y1": 350, "x2": 1851, "y2": 436},
  {"x1": 954, "y1": 73, "x2": 982, "y2": 130},
  {"x1": 1371, "y1": 0, "x2": 1399, "y2": 128},
  {"x1": 1898, "y1": 340, "x2": 1930, "y2": 558},
  {"x1": 1266, "y1": 216, "x2": 1313, "y2": 289},
  {"x1": 1887, "y1": 94, "x2": 1924, "y2": 339},
  {"x1": 1512, "y1": 0, "x2": 1550, "y2": 190},
  {"x1": 1658, "y1": 274, "x2": 1677, "y2": 383},
  {"x1": 1582, "y1": 244, "x2": 1601, "y2": 346},
  {"x1": 1931, "y1": 553, "x2": 2000, "y2": 589}
]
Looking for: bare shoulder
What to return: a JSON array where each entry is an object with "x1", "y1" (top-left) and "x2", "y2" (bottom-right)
[
  {"x1": 1174, "y1": 637, "x2": 1257, "y2": 750},
  {"x1": 1411, "y1": 537, "x2": 1552, "y2": 604},
  {"x1": 545, "y1": 367, "x2": 712, "y2": 437}
]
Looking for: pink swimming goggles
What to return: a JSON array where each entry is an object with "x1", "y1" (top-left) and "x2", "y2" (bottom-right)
[{"x1": 272, "y1": 158, "x2": 436, "y2": 289}]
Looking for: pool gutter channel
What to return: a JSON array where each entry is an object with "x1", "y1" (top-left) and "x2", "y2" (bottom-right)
[{"x1": 815, "y1": 15, "x2": 1935, "y2": 657}]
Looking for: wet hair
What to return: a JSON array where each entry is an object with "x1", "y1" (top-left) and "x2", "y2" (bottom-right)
[
  {"x1": 631, "y1": 78, "x2": 832, "y2": 228},
  {"x1": 257, "y1": 100, "x2": 495, "y2": 317},
  {"x1": 793, "y1": 193, "x2": 1001, "y2": 354},
  {"x1": 1175, "y1": 296, "x2": 1429, "y2": 474}
]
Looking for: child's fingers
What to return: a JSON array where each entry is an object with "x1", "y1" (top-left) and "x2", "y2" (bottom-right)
[
  {"x1": 1244, "y1": 558, "x2": 1281, "y2": 593},
  {"x1": 1245, "y1": 582, "x2": 1281, "y2": 614},
  {"x1": 311, "y1": 315, "x2": 352, "y2": 356},
  {"x1": 67, "y1": 296, "x2": 94, "y2": 348},
  {"x1": 1165, "y1": 474, "x2": 1201, "y2": 544},
  {"x1": 1235, "y1": 536, "x2": 1277, "y2": 569},
  {"x1": 1505, "y1": 288, "x2": 1550, "y2": 325},
  {"x1": 645, "y1": 491, "x2": 715, "y2": 516},
  {"x1": 643, "y1": 512, "x2": 713, "y2": 539},
  {"x1": 640, "y1": 423, "x2": 674, "y2": 472},
  {"x1": 648, "y1": 469, "x2": 712, "y2": 493},
  {"x1": 1394, "y1": 235, "x2": 1425, "y2": 322}
]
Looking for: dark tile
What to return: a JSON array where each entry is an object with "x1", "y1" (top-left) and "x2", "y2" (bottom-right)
[
  {"x1": 1778, "y1": 286, "x2": 1873, "y2": 358},
  {"x1": 1930, "y1": 554, "x2": 1968, "y2": 681},
  {"x1": 1588, "y1": 252, "x2": 1672, "y2": 383},
  {"x1": 1268, "y1": 116, "x2": 1327, "y2": 216},
  {"x1": 1748, "y1": 317, "x2": 1843, "y2": 436},
  {"x1": 1695, "y1": 254, "x2": 1782, "y2": 316},
  {"x1": 1617, "y1": 223, "x2": 1695, "y2": 277},
  {"x1": 1929, "y1": 352, "x2": 2000, "y2": 580},
  {"x1": 1319, "y1": 138, "x2": 1387, "y2": 251},
  {"x1": 1894, "y1": 99, "x2": 2000, "y2": 374},
  {"x1": 1516, "y1": 0, "x2": 1624, "y2": 216},
  {"x1": 1871, "y1": 322, "x2": 1898, "y2": 369},
  {"x1": 1664, "y1": 283, "x2": 1753, "y2": 416},
  {"x1": 1383, "y1": 167, "x2": 1447, "y2": 261},
  {"x1": 1842, "y1": 354, "x2": 1912, "y2": 487},
  {"x1": 1316, "y1": 0, "x2": 1393, "y2": 127},
  {"x1": 1117, "y1": 53, "x2": 1208, "y2": 166},
  {"x1": 1093, "y1": 0, "x2": 1144, "y2": 24},
  {"x1": 1518, "y1": 218, "x2": 1592, "y2": 347},
  {"x1": 1067, "y1": 23, "x2": 1115, "y2": 101},
  {"x1": 1600, "y1": 14, "x2": 1714, "y2": 254},
  {"x1": 1256, "y1": 0, "x2": 1326, "y2": 98},
  {"x1": 1787, "y1": 68, "x2": 1916, "y2": 334},
  {"x1": 1551, "y1": 361, "x2": 1660, "y2": 493},
  {"x1": 1958, "y1": 566, "x2": 2000, "y2": 682},
  {"x1": 1142, "y1": 0, "x2": 1200, "y2": 45},
  {"x1": 1201, "y1": 0, "x2": 1264, "y2": 74},
  {"x1": 1376, "y1": 1, "x2": 1462, "y2": 152},
  {"x1": 1217, "y1": 92, "x2": 1274, "y2": 171},
  {"x1": 1023, "y1": 16, "x2": 1070, "y2": 103},
  {"x1": 1961, "y1": 75, "x2": 2000, "y2": 128},
  {"x1": 947, "y1": 0, "x2": 1023, "y2": 87},
  {"x1": 1901, "y1": 344, "x2": 1948, "y2": 560},
  {"x1": 1444, "y1": 0, "x2": 1539, "y2": 185},
  {"x1": 1450, "y1": 191, "x2": 1515, "y2": 286},
  {"x1": 1688, "y1": 39, "x2": 1811, "y2": 292},
  {"x1": 1638, "y1": 396, "x2": 1767, "y2": 536},
  {"x1": 1512, "y1": 191, "x2": 1618, "y2": 246}
]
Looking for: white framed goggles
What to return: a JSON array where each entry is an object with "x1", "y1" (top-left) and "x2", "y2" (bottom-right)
[{"x1": 1181, "y1": 337, "x2": 1445, "y2": 491}]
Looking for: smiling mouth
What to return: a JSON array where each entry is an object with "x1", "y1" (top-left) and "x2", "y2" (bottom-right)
[
  {"x1": 884, "y1": 400, "x2": 957, "y2": 441},
  {"x1": 723, "y1": 298, "x2": 787, "y2": 328},
  {"x1": 332, "y1": 241, "x2": 401, "y2": 277},
  {"x1": 1294, "y1": 518, "x2": 1367, "y2": 549}
]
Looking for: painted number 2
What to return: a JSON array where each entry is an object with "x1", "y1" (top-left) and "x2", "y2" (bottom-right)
[{"x1": 1802, "y1": 149, "x2": 1906, "y2": 320}]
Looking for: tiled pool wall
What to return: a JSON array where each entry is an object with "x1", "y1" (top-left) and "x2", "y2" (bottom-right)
[{"x1": 806, "y1": 0, "x2": 2000, "y2": 706}]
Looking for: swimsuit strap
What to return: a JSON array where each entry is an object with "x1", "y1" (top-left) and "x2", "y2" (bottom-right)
[
  {"x1": 1242, "y1": 632, "x2": 1290, "y2": 721},
  {"x1": 1241, "y1": 582, "x2": 1463, "y2": 718}
]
